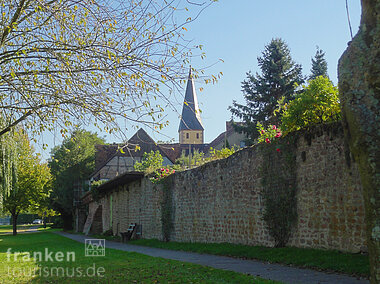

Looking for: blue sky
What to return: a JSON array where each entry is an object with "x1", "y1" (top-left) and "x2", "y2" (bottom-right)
[
  {"x1": 37, "y1": 0, "x2": 362, "y2": 158},
  {"x1": 149, "y1": 0, "x2": 361, "y2": 142}
]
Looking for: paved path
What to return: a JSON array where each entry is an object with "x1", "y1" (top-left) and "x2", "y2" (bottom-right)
[
  {"x1": 24, "y1": 226, "x2": 40, "y2": 233},
  {"x1": 56, "y1": 232, "x2": 369, "y2": 284}
]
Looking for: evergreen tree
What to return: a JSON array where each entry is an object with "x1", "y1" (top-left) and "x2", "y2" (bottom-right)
[
  {"x1": 229, "y1": 38, "x2": 304, "y2": 140},
  {"x1": 310, "y1": 47, "x2": 328, "y2": 80}
]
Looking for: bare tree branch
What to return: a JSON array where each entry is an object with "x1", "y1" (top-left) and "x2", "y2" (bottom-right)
[{"x1": 0, "y1": 0, "x2": 218, "y2": 139}]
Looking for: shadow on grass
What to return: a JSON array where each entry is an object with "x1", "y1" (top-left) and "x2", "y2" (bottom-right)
[
  {"x1": 128, "y1": 239, "x2": 369, "y2": 277},
  {"x1": 0, "y1": 232, "x2": 277, "y2": 283}
]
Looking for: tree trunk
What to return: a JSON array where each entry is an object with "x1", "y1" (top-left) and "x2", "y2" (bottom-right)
[
  {"x1": 338, "y1": 1, "x2": 380, "y2": 282},
  {"x1": 12, "y1": 213, "x2": 18, "y2": 236}
]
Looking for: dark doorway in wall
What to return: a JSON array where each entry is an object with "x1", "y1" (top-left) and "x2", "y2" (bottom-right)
[{"x1": 90, "y1": 205, "x2": 103, "y2": 234}]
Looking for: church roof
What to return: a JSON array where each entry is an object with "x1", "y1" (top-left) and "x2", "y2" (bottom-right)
[{"x1": 178, "y1": 68, "x2": 204, "y2": 131}]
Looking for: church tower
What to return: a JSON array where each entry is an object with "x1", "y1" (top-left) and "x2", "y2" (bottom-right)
[{"x1": 178, "y1": 67, "x2": 204, "y2": 144}]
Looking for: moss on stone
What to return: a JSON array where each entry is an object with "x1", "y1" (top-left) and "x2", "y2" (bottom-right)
[{"x1": 338, "y1": 2, "x2": 380, "y2": 282}]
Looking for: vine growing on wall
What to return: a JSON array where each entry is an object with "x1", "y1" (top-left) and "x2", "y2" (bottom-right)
[
  {"x1": 260, "y1": 135, "x2": 298, "y2": 247},
  {"x1": 159, "y1": 177, "x2": 174, "y2": 242},
  {"x1": 90, "y1": 179, "x2": 107, "y2": 202}
]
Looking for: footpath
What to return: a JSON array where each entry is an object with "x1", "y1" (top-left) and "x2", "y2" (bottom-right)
[{"x1": 56, "y1": 232, "x2": 369, "y2": 284}]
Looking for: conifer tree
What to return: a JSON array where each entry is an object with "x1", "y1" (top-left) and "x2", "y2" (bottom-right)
[
  {"x1": 229, "y1": 38, "x2": 304, "y2": 141},
  {"x1": 310, "y1": 47, "x2": 328, "y2": 80}
]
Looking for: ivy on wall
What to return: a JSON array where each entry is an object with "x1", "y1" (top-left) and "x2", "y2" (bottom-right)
[
  {"x1": 260, "y1": 135, "x2": 298, "y2": 247},
  {"x1": 90, "y1": 179, "x2": 107, "y2": 202},
  {"x1": 160, "y1": 177, "x2": 174, "y2": 242}
]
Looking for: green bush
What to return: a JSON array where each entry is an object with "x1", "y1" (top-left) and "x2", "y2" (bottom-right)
[
  {"x1": 134, "y1": 150, "x2": 163, "y2": 173},
  {"x1": 50, "y1": 217, "x2": 64, "y2": 228},
  {"x1": 90, "y1": 179, "x2": 108, "y2": 201},
  {"x1": 256, "y1": 122, "x2": 282, "y2": 144},
  {"x1": 10, "y1": 214, "x2": 39, "y2": 225},
  {"x1": 279, "y1": 76, "x2": 341, "y2": 134},
  {"x1": 175, "y1": 147, "x2": 238, "y2": 170},
  {"x1": 208, "y1": 147, "x2": 237, "y2": 160},
  {"x1": 103, "y1": 228, "x2": 113, "y2": 236},
  {"x1": 175, "y1": 149, "x2": 205, "y2": 168}
]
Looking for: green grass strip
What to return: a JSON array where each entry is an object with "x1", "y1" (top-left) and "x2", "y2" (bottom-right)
[
  {"x1": 0, "y1": 224, "x2": 55, "y2": 234},
  {"x1": 0, "y1": 232, "x2": 277, "y2": 283},
  {"x1": 129, "y1": 239, "x2": 369, "y2": 277}
]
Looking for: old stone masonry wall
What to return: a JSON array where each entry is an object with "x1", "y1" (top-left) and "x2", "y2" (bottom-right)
[{"x1": 89, "y1": 123, "x2": 366, "y2": 253}]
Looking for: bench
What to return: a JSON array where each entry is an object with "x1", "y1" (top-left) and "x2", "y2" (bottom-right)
[{"x1": 120, "y1": 223, "x2": 137, "y2": 243}]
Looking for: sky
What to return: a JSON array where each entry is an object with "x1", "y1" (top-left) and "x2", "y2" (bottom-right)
[{"x1": 36, "y1": 0, "x2": 362, "y2": 159}]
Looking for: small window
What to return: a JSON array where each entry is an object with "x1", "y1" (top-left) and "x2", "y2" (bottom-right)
[
  {"x1": 196, "y1": 133, "x2": 199, "y2": 139},
  {"x1": 186, "y1": 133, "x2": 189, "y2": 139}
]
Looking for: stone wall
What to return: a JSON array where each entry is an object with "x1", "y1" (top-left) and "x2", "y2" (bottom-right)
[
  {"x1": 92, "y1": 178, "x2": 163, "y2": 239},
  {"x1": 85, "y1": 123, "x2": 366, "y2": 253},
  {"x1": 288, "y1": 126, "x2": 365, "y2": 251}
]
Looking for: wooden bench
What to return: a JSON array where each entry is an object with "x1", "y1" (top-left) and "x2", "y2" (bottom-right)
[{"x1": 120, "y1": 223, "x2": 137, "y2": 243}]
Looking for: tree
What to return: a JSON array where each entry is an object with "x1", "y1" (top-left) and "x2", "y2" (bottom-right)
[
  {"x1": 280, "y1": 76, "x2": 341, "y2": 134},
  {"x1": 175, "y1": 149, "x2": 205, "y2": 168},
  {"x1": 134, "y1": 150, "x2": 164, "y2": 173},
  {"x1": 229, "y1": 38, "x2": 304, "y2": 140},
  {"x1": 175, "y1": 147, "x2": 236, "y2": 169},
  {"x1": 310, "y1": 47, "x2": 328, "y2": 80},
  {"x1": 1, "y1": 129, "x2": 51, "y2": 235},
  {"x1": 49, "y1": 129, "x2": 104, "y2": 230},
  {"x1": 0, "y1": 0, "x2": 217, "y2": 139},
  {"x1": 338, "y1": 2, "x2": 379, "y2": 282}
]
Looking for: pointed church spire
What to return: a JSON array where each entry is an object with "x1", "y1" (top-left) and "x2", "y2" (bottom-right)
[{"x1": 178, "y1": 67, "x2": 204, "y2": 132}]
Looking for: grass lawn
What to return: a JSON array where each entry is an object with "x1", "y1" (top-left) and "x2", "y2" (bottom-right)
[
  {"x1": 0, "y1": 232, "x2": 277, "y2": 283},
  {"x1": 0, "y1": 224, "x2": 52, "y2": 234},
  {"x1": 129, "y1": 239, "x2": 370, "y2": 277}
]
